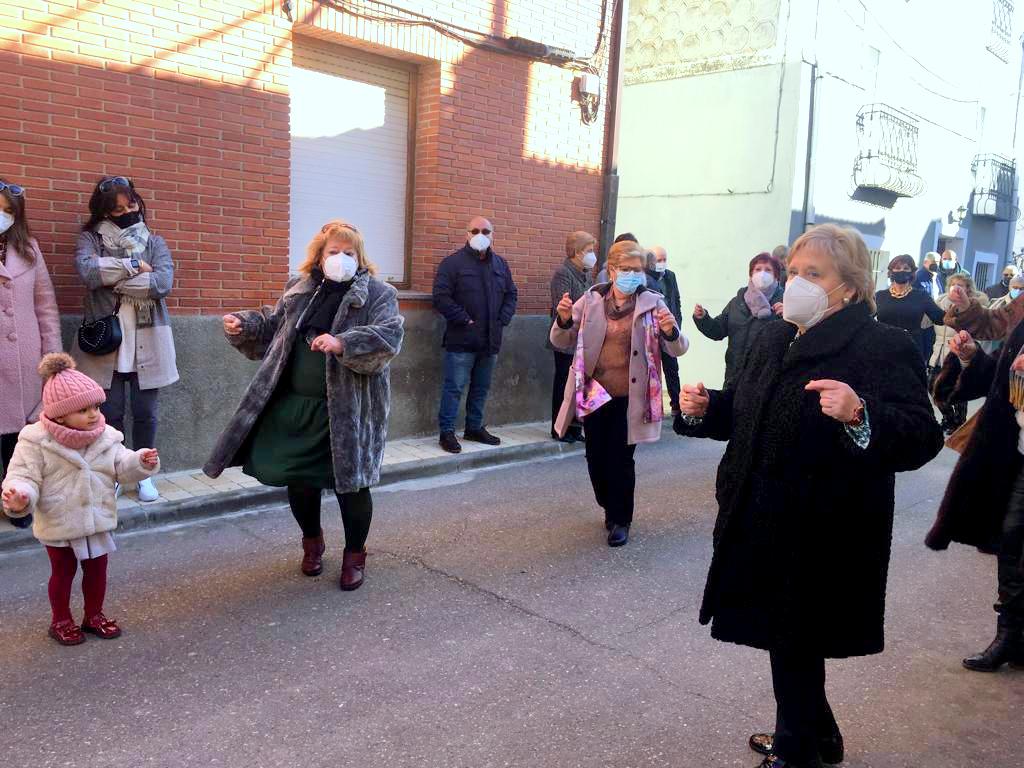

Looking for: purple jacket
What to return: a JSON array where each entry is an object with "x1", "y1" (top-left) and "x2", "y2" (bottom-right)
[{"x1": 0, "y1": 239, "x2": 61, "y2": 435}]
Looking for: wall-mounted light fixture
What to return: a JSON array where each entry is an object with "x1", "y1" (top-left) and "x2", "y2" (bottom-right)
[{"x1": 953, "y1": 204, "x2": 968, "y2": 224}]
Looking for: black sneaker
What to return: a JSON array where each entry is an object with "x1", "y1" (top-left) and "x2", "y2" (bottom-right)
[
  {"x1": 464, "y1": 427, "x2": 501, "y2": 446},
  {"x1": 439, "y1": 431, "x2": 462, "y2": 454},
  {"x1": 7, "y1": 513, "x2": 32, "y2": 530}
]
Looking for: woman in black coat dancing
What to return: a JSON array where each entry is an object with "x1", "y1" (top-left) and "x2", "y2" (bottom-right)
[{"x1": 676, "y1": 224, "x2": 943, "y2": 768}]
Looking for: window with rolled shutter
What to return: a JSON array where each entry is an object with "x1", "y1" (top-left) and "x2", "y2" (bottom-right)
[{"x1": 290, "y1": 37, "x2": 414, "y2": 283}]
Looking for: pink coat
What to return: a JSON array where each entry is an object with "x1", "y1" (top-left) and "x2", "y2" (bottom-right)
[
  {"x1": 550, "y1": 286, "x2": 689, "y2": 445},
  {"x1": 0, "y1": 239, "x2": 61, "y2": 435}
]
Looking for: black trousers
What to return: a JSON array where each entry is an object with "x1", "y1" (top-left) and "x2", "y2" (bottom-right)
[
  {"x1": 0, "y1": 432, "x2": 16, "y2": 474},
  {"x1": 102, "y1": 373, "x2": 160, "y2": 450},
  {"x1": 997, "y1": 471, "x2": 1024, "y2": 630},
  {"x1": 661, "y1": 350, "x2": 680, "y2": 412},
  {"x1": 287, "y1": 486, "x2": 373, "y2": 552},
  {"x1": 770, "y1": 651, "x2": 841, "y2": 765},
  {"x1": 551, "y1": 350, "x2": 582, "y2": 436},
  {"x1": 583, "y1": 397, "x2": 636, "y2": 527}
]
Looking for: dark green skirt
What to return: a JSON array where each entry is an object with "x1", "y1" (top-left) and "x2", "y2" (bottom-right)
[{"x1": 242, "y1": 337, "x2": 335, "y2": 489}]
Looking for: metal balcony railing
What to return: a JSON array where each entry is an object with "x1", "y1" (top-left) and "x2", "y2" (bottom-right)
[
  {"x1": 987, "y1": 0, "x2": 1014, "y2": 62},
  {"x1": 853, "y1": 104, "x2": 925, "y2": 198},
  {"x1": 971, "y1": 153, "x2": 1016, "y2": 220}
]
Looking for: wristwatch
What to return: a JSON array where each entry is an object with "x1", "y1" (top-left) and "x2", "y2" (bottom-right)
[{"x1": 130, "y1": 258, "x2": 140, "y2": 270}]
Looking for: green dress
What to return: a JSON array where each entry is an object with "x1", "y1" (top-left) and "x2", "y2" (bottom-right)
[{"x1": 242, "y1": 336, "x2": 335, "y2": 489}]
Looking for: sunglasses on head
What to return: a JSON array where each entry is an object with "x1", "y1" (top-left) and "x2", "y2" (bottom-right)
[
  {"x1": 321, "y1": 222, "x2": 359, "y2": 234},
  {"x1": 0, "y1": 182, "x2": 25, "y2": 197},
  {"x1": 470, "y1": 228, "x2": 492, "y2": 235},
  {"x1": 99, "y1": 176, "x2": 131, "y2": 192}
]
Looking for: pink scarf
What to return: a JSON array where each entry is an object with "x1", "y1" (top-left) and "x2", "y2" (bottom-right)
[{"x1": 40, "y1": 413, "x2": 107, "y2": 450}]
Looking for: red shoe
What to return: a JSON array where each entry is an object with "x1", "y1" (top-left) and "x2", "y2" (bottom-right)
[
  {"x1": 81, "y1": 612, "x2": 122, "y2": 639},
  {"x1": 301, "y1": 534, "x2": 325, "y2": 576},
  {"x1": 340, "y1": 549, "x2": 366, "y2": 591},
  {"x1": 49, "y1": 619, "x2": 85, "y2": 646}
]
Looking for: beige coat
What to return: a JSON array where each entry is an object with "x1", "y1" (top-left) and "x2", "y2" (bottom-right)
[
  {"x1": 1, "y1": 423, "x2": 158, "y2": 541},
  {"x1": 930, "y1": 290, "x2": 990, "y2": 367},
  {"x1": 550, "y1": 285, "x2": 689, "y2": 445}
]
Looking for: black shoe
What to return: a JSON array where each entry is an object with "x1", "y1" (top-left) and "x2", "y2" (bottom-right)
[
  {"x1": 964, "y1": 626, "x2": 1021, "y2": 672},
  {"x1": 750, "y1": 733, "x2": 844, "y2": 765},
  {"x1": 570, "y1": 428, "x2": 585, "y2": 443},
  {"x1": 607, "y1": 524, "x2": 629, "y2": 547},
  {"x1": 439, "y1": 431, "x2": 462, "y2": 454},
  {"x1": 551, "y1": 429, "x2": 576, "y2": 443},
  {"x1": 464, "y1": 426, "x2": 500, "y2": 445},
  {"x1": 755, "y1": 756, "x2": 825, "y2": 768},
  {"x1": 7, "y1": 513, "x2": 32, "y2": 529}
]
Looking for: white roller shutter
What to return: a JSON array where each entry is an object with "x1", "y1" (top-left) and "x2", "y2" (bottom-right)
[{"x1": 290, "y1": 38, "x2": 412, "y2": 282}]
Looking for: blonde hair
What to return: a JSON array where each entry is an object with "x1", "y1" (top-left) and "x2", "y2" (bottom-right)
[
  {"x1": 946, "y1": 273, "x2": 976, "y2": 293},
  {"x1": 606, "y1": 240, "x2": 645, "y2": 272},
  {"x1": 790, "y1": 224, "x2": 876, "y2": 313},
  {"x1": 298, "y1": 220, "x2": 378, "y2": 277},
  {"x1": 565, "y1": 230, "x2": 597, "y2": 259}
]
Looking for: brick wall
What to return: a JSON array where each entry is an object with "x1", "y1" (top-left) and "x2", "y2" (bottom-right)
[{"x1": 1, "y1": 0, "x2": 612, "y2": 315}]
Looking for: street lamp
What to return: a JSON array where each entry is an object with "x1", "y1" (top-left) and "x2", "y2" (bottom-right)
[{"x1": 954, "y1": 204, "x2": 968, "y2": 224}]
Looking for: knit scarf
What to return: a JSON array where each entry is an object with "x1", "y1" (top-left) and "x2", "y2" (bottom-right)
[
  {"x1": 295, "y1": 269, "x2": 353, "y2": 339},
  {"x1": 743, "y1": 277, "x2": 775, "y2": 319},
  {"x1": 40, "y1": 412, "x2": 107, "y2": 450},
  {"x1": 96, "y1": 220, "x2": 157, "y2": 327}
]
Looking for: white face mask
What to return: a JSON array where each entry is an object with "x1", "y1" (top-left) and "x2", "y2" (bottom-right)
[
  {"x1": 322, "y1": 253, "x2": 358, "y2": 283},
  {"x1": 782, "y1": 276, "x2": 846, "y2": 329},
  {"x1": 0, "y1": 211, "x2": 13, "y2": 235},
  {"x1": 752, "y1": 270, "x2": 775, "y2": 290},
  {"x1": 654, "y1": 262, "x2": 667, "y2": 273},
  {"x1": 581, "y1": 251, "x2": 597, "y2": 269},
  {"x1": 469, "y1": 233, "x2": 491, "y2": 253}
]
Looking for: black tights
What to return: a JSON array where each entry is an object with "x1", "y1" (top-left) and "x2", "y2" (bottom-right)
[
  {"x1": 287, "y1": 486, "x2": 373, "y2": 552},
  {"x1": 1, "y1": 432, "x2": 17, "y2": 475}
]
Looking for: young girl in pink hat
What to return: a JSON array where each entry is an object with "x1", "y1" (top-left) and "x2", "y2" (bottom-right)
[{"x1": 1, "y1": 353, "x2": 160, "y2": 645}]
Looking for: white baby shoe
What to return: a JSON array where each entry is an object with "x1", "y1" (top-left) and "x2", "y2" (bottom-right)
[{"x1": 137, "y1": 478, "x2": 160, "y2": 503}]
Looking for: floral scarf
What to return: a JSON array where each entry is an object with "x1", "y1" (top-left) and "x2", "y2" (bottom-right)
[{"x1": 573, "y1": 291, "x2": 664, "y2": 424}]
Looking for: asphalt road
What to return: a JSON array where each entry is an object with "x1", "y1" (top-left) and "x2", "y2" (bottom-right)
[{"x1": 0, "y1": 438, "x2": 1020, "y2": 768}]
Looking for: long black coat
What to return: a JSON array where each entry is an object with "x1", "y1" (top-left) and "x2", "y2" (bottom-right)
[
  {"x1": 678, "y1": 304, "x2": 943, "y2": 657},
  {"x1": 927, "y1": 321, "x2": 1024, "y2": 554},
  {"x1": 693, "y1": 285, "x2": 786, "y2": 389}
]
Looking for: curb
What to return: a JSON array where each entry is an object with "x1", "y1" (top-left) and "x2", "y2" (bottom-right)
[{"x1": 0, "y1": 438, "x2": 583, "y2": 555}]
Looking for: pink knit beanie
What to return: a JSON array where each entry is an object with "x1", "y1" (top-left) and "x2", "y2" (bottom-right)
[{"x1": 38, "y1": 353, "x2": 106, "y2": 419}]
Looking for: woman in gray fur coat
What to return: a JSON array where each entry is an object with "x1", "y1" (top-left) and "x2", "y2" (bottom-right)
[{"x1": 205, "y1": 220, "x2": 404, "y2": 592}]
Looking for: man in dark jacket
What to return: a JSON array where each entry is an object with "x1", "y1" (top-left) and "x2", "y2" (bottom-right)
[
  {"x1": 646, "y1": 245, "x2": 683, "y2": 414},
  {"x1": 985, "y1": 264, "x2": 1018, "y2": 300},
  {"x1": 432, "y1": 216, "x2": 518, "y2": 454}
]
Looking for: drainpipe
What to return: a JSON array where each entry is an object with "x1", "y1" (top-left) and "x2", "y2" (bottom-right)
[
  {"x1": 599, "y1": 0, "x2": 630, "y2": 264},
  {"x1": 1004, "y1": 36, "x2": 1024, "y2": 266},
  {"x1": 800, "y1": 61, "x2": 818, "y2": 234}
]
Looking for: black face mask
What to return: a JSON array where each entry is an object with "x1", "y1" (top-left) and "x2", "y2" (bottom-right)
[
  {"x1": 110, "y1": 210, "x2": 142, "y2": 229},
  {"x1": 928, "y1": 264, "x2": 938, "y2": 273},
  {"x1": 1003, "y1": 277, "x2": 1012, "y2": 287},
  {"x1": 889, "y1": 271, "x2": 913, "y2": 285}
]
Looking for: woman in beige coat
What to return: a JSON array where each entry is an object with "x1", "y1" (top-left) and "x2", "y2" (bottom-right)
[
  {"x1": 0, "y1": 179, "x2": 61, "y2": 530},
  {"x1": 551, "y1": 240, "x2": 688, "y2": 547},
  {"x1": 929, "y1": 273, "x2": 989, "y2": 434}
]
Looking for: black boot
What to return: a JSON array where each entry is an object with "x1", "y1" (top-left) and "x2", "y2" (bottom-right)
[
  {"x1": 963, "y1": 625, "x2": 1020, "y2": 672},
  {"x1": 750, "y1": 732, "x2": 844, "y2": 765}
]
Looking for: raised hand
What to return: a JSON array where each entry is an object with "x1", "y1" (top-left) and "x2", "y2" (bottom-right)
[
  {"x1": 680, "y1": 382, "x2": 709, "y2": 417},
  {"x1": 948, "y1": 330, "x2": 977, "y2": 364},
  {"x1": 655, "y1": 307, "x2": 677, "y2": 335},
  {"x1": 222, "y1": 315, "x2": 242, "y2": 336},
  {"x1": 140, "y1": 449, "x2": 160, "y2": 469},
  {"x1": 948, "y1": 284, "x2": 970, "y2": 309},
  {"x1": 556, "y1": 292, "x2": 574, "y2": 324},
  {"x1": 310, "y1": 334, "x2": 344, "y2": 355},
  {"x1": 1, "y1": 487, "x2": 29, "y2": 513},
  {"x1": 805, "y1": 379, "x2": 861, "y2": 423},
  {"x1": 693, "y1": 303, "x2": 706, "y2": 319}
]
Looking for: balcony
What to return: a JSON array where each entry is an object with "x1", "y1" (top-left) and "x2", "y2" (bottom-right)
[
  {"x1": 987, "y1": 0, "x2": 1014, "y2": 62},
  {"x1": 853, "y1": 104, "x2": 925, "y2": 198},
  {"x1": 971, "y1": 153, "x2": 1016, "y2": 220}
]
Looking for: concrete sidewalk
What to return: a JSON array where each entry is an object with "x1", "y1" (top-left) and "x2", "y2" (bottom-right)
[{"x1": 0, "y1": 421, "x2": 582, "y2": 554}]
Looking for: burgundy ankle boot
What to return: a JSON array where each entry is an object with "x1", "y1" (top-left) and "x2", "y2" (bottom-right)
[
  {"x1": 340, "y1": 549, "x2": 366, "y2": 591},
  {"x1": 301, "y1": 535, "x2": 325, "y2": 577}
]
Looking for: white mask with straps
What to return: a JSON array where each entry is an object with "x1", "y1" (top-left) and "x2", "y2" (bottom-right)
[
  {"x1": 782, "y1": 276, "x2": 847, "y2": 329},
  {"x1": 323, "y1": 253, "x2": 358, "y2": 283}
]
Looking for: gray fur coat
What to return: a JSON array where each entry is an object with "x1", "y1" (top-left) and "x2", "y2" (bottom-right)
[{"x1": 204, "y1": 271, "x2": 404, "y2": 493}]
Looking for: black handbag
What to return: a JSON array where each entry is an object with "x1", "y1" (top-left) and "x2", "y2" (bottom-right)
[{"x1": 77, "y1": 297, "x2": 123, "y2": 356}]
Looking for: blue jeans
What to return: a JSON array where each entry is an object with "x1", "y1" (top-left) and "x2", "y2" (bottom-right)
[{"x1": 438, "y1": 351, "x2": 496, "y2": 433}]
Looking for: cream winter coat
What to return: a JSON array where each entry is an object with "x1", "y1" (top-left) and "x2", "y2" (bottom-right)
[{"x1": 1, "y1": 423, "x2": 158, "y2": 541}]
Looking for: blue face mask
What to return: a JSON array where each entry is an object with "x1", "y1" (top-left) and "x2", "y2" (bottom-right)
[
  {"x1": 1011, "y1": 288, "x2": 1022, "y2": 301},
  {"x1": 614, "y1": 271, "x2": 645, "y2": 295}
]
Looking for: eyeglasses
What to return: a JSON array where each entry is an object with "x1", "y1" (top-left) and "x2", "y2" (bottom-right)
[
  {"x1": 470, "y1": 228, "x2": 492, "y2": 235},
  {"x1": 0, "y1": 182, "x2": 24, "y2": 196},
  {"x1": 99, "y1": 176, "x2": 131, "y2": 192}
]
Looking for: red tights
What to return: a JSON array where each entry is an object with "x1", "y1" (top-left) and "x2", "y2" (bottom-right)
[{"x1": 45, "y1": 546, "x2": 108, "y2": 624}]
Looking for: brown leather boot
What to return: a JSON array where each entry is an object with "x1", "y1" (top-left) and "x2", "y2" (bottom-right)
[
  {"x1": 301, "y1": 535, "x2": 325, "y2": 577},
  {"x1": 340, "y1": 549, "x2": 366, "y2": 591}
]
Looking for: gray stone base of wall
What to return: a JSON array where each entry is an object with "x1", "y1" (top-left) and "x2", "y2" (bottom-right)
[{"x1": 60, "y1": 310, "x2": 556, "y2": 473}]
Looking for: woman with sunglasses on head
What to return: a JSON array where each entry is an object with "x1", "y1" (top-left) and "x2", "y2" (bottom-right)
[
  {"x1": 0, "y1": 180, "x2": 61, "y2": 530},
  {"x1": 71, "y1": 176, "x2": 177, "y2": 503},
  {"x1": 205, "y1": 221, "x2": 403, "y2": 591}
]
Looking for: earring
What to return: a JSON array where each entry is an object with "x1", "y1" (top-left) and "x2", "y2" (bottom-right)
[{"x1": 843, "y1": 297, "x2": 851, "y2": 304}]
